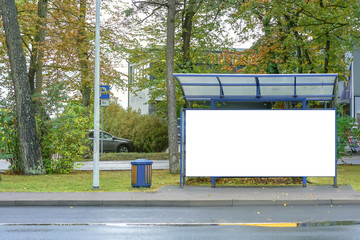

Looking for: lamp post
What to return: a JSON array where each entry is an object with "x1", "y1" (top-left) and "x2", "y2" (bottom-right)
[{"x1": 93, "y1": 0, "x2": 101, "y2": 189}]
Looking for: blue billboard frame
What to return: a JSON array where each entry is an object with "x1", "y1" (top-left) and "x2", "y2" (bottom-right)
[{"x1": 180, "y1": 106, "x2": 337, "y2": 188}]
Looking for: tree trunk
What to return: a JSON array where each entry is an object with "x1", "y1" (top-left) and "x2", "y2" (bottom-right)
[
  {"x1": 166, "y1": 0, "x2": 179, "y2": 174},
  {"x1": 35, "y1": 0, "x2": 48, "y2": 96},
  {"x1": 324, "y1": 38, "x2": 330, "y2": 73},
  {"x1": 1, "y1": 0, "x2": 45, "y2": 174},
  {"x1": 28, "y1": 0, "x2": 48, "y2": 96},
  {"x1": 78, "y1": 0, "x2": 91, "y2": 107},
  {"x1": 181, "y1": 0, "x2": 197, "y2": 71}
]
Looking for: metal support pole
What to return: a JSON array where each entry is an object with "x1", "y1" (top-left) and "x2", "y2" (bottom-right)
[
  {"x1": 211, "y1": 100, "x2": 216, "y2": 187},
  {"x1": 334, "y1": 108, "x2": 338, "y2": 188},
  {"x1": 302, "y1": 99, "x2": 307, "y2": 187},
  {"x1": 211, "y1": 100, "x2": 215, "y2": 110},
  {"x1": 351, "y1": 62, "x2": 355, "y2": 118},
  {"x1": 180, "y1": 109, "x2": 183, "y2": 188},
  {"x1": 211, "y1": 177, "x2": 216, "y2": 188},
  {"x1": 101, "y1": 106, "x2": 103, "y2": 158},
  {"x1": 93, "y1": 0, "x2": 101, "y2": 190}
]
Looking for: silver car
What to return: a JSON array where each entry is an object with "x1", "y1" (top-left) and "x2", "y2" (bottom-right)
[{"x1": 89, "y1": 130, "x2": 134, "y2": 153}]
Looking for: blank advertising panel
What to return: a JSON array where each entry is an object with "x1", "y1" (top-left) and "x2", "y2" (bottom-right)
[{"x1": 185, "y1": 109, "x2": 336, "y2": 177}]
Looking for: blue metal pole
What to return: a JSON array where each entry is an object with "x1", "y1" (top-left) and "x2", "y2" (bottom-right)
[
  {"x1": 211, "y1": 177, "x2": 216, "y2": 188},
  {"x1": 302, "y1": 99, "x2": 307, "y2": 187},
  {"x1": 180, "y1": 109, "x2": 184, "y2": 188},
  {"x1": 334, "y1": 108, "x2": 338, "y2": 188},
  {"x1": 211, "y1": 101, "x2": 216, "y2": 187}
]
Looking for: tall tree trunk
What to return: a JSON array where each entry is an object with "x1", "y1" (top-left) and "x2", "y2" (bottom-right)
[
  {"x1": 78, "y1": 0, "x2": 91, "y2": 107},
  {"x1": 166, "y1": 0, "x2": 179, "y2": 173},
  {"x1": 324, "y1": 37, "x2": 330, "y2": 73},
  {"x1": 181, "y1": 0, "x2": 197, "y2": 71},
  {"x1": 28, "y1": 0, "x2": 48, "y2": 96},
  {"x1": 35, "y1": 0, "x2": 48, "y2": 96},
  {"x1": 304, "y1": 49, "x2": 314, "y2": 73},
  {"x1": 1, "y1": 0, "x2": 45, "y2": 174}
]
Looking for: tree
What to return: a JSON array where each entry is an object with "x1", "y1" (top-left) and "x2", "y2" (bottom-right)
[
  {"x1": 0, "y1": 0, "x2": 45, "y2": 174},
  {"x1": 122, "y1": 0, "x2": 245, "y2": 173},
  {"x1": 220, "y1": 0, "x2": 360, "y2": 76},
  {"x1": 0, "y1": 1, "x2": 127, "y2": 109},
  {"x1": 166, "y1": 0, "x2": 178, "y2": 173}
]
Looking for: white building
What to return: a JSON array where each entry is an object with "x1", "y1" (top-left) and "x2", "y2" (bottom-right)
[{"x1": 128, "y1": 63, "x2": 159, "y2": 115}]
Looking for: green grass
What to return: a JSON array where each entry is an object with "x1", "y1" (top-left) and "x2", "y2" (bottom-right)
[
  {"x1": 0, "y1": 165, "x2": 359, "y2": 192},
  {"x1": 308, "y1": 165, "x2": 360, "y2": 190},
  {"x1": 0, "y1": 170, "x2": 178, "y2": 192}
]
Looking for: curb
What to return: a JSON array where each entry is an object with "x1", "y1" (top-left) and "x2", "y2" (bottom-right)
[{"x1": 1, "y1": 199, "x2": 360, "y2": 207}]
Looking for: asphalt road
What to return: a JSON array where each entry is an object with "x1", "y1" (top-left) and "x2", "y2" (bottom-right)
[{"x1": 1, "y1": 205, "x2": 360, "y2": 239}]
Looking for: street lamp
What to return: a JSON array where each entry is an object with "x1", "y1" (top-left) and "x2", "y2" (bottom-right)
[{"x1": 93, "y1": 0, "x2": 101, "y2": 189}]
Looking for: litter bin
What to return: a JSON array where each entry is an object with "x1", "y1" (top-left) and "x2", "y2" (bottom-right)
[{"x1": 131, "y1": 159, "x2": 153, "y2": 188}]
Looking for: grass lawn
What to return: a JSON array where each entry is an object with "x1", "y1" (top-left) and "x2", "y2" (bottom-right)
[
  {"x1": 0, "y1": 165, "x2": 359, "y2": 192},
  {"x1": 308, "y1": 165, "x2": 360, "y2": 191},
  {"x1": 0, "y1": 170, "x2": 179, "y2": 192}
]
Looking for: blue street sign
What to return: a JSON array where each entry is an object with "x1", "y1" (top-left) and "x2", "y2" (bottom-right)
[{"x1": 100, "y1": 85, "x2": 110, "y2": 99}]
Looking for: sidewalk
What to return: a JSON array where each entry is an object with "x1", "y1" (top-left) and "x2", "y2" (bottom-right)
[{"x1": 0, "y1": 185, "x2": 360, "y2": 207}]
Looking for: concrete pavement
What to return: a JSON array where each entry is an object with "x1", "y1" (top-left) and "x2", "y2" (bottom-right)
[{"x1": 0, "y1": 185, "x2": 359, "y2": 207}]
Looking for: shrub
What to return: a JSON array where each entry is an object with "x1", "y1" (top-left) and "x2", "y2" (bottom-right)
[
  {"x1": 40, "y1": 103, "x2": 91, "y2": 173},
  {"x1": 103, "y1": 103, "x2": 168, "y2": 152},
  {"x1": 337, "y1": 111, "x2": 359, "y2": 159},
  {"x1": 0, "y1": 107, "x2": 22, "y2": 173}
]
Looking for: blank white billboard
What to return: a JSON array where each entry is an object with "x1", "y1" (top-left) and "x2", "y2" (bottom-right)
[{"x1": 185, "y1": 109, "x2": 336, "y2": 177}]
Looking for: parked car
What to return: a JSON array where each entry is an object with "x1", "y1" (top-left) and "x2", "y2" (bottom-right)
[{"x1": 89, "y1": 130, "x2": 134, "y2": 153}]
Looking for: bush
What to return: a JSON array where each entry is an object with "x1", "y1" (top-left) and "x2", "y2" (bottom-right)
[
  {"x1": 337, "y1": 111, "x2": 359, "y2": 159},
  {"x1": 0, "y1": 107, "x2": 22, "y2": 173},
  {"x1": 39, "y1": 103, "x2": 91, "y2": 173},
  {"x1": 103, "y1": 103, "x2": 168, "y2": 152}
]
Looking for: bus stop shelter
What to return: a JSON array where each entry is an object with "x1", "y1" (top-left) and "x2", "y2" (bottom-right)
[{"x1": 174, "y1": 73, "x2": 338, "y2": 188}]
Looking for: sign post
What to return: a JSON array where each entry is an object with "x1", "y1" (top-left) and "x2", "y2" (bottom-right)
[{"x1": 100, "y1": 85, "x2": 110, "y2": 157}]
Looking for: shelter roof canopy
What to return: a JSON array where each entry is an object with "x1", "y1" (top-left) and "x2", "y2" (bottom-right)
[{"x1": 174, "y1": 73, "x2": 338, "y2": 101}]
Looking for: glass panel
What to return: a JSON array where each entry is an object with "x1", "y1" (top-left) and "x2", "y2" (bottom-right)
[
  {"x1": 223, "y1": 86, "x2": 256, "y2": 96},
  {"x1": 219, "y1": 77, "x2": 256, "y2": 84},
  {"x1": 177, "y1": 76, "x2": 218, "y2": 84},
  {"x1": 183, "y1": 86, "x2": 220, "y2": 96},
  {"x1": 102, "y1": 133, "x2": 113, "y2": 139},
  {"x1": 296, "y1": 86, "x2": 334, "y2": 95},
  {"x1": 296, "y1": 76, "x2": 336, "y2": 84},
  {"x1": 258, "y1": 77, "x2": 294, "y2": 84},
  {"x1": 260, "y1": 86, "x2": 294, "y2": 96}
]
